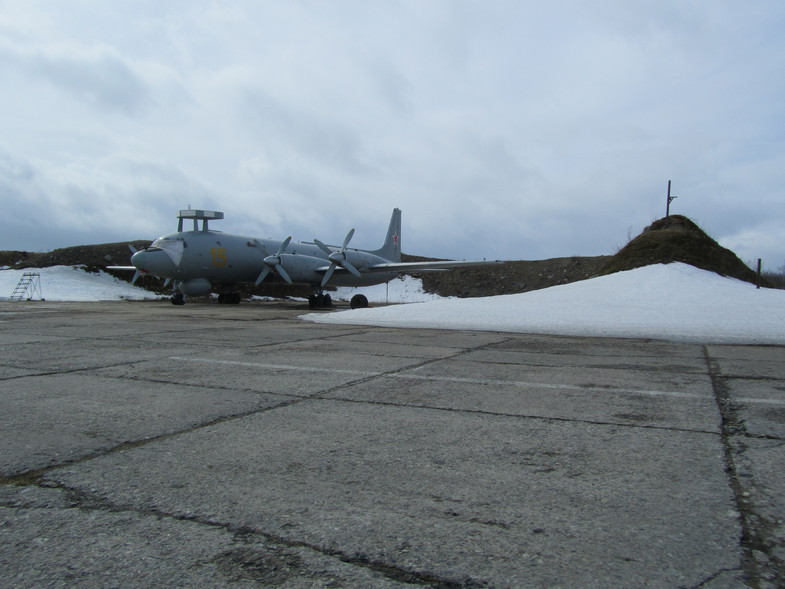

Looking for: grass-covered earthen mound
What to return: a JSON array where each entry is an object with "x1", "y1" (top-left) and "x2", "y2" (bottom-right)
[{"x1": 599, "y1": 215, "x2": 760, "y2": 285}]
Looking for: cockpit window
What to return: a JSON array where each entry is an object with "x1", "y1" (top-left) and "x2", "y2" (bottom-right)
[
  {"x1": 146, "y1": 237, "x2": 186, "y2": 264},
  {"x1": 150, "y1": 237, "x2": 182, "y2": 249}
]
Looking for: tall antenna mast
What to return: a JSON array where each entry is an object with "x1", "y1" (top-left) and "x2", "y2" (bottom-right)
[{"x1": 666, "y1": 180, "x2": 678, "y2": 218}]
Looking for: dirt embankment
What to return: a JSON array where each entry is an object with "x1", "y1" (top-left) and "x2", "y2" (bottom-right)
[{"x1": 404, "y1": 254, "x2": 611, "y2": 298}]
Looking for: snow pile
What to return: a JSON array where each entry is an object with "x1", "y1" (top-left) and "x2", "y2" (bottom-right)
[
  {"x1": 0, "y1": 266, "x2": 162, "y2": 301},
  {"x1": 302, "y1": 263, "x2": 785, "y2": 345},
  {"x1": 332, "y1": 275, "x2": 444, "y2": 304}
]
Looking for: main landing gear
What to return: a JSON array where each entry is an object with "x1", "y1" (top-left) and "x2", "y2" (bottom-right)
[
  {"x1": 308, "y1": 292, "x2": 332, "y2": 309},
  {"x1": 350, "y1": 294, "x2": 368, "y2": 310},
  {"x1": 307, "y1": 292, "x2": 369, "y2": 309}
]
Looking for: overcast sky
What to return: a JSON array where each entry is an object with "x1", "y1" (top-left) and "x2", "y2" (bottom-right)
[{"x1": 1, "y1": 1, "x2": 783, "y2": 267}]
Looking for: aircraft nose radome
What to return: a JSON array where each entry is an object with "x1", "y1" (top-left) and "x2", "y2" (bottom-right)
[{"x1": 131, "y1": 249, "x2": 176, "y2": 275}]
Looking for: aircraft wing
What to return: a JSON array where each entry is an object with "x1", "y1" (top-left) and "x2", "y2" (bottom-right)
[{"x1": 363, "y1": 260, "x2": 503, "y2": 273}]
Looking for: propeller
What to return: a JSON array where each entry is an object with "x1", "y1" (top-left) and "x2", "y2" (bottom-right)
[
  {"x1": 128, "y1": 244, "x2": 142, "y2": 284},
  {"x1": 254, "y1": 238, "x2": 293, "y2": 285},
  {"x1": 314, "y1": 228, "x2": 361, "y2": 287}
]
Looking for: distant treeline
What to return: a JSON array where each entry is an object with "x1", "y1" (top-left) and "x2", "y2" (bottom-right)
[{"x1": 761, "y1": 270, "x2": 785, "y2": 290}]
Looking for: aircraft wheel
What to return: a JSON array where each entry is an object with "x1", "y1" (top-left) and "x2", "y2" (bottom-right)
[
  {"x1": 309, "y1": 294, "x2": 333, "y2": 309},
  {"x1": 171, "y1": 293, "x2": 186, "y2": 305},
  {"x1": 350, "y1": 294, "x2": 368, "y2": 309}
]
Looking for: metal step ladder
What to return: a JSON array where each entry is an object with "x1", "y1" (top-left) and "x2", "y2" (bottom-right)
[{"x1": 9, "y1": 272, "x2": 43, "y2": 301}]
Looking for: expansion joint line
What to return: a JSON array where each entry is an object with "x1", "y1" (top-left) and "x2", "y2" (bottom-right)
[
  {"x1": 0, "y1": 399, "x2": 303, "y2": 488},
  {"x1": 18, "y1": 480, "x2": 484, "y2": 589},
  {"x1": 702, "y1": 346, "x2": 783, "y2": 588}
]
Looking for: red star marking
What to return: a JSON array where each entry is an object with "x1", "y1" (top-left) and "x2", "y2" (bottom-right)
[{"x1": 393, "y1": 232, "x2": 399, "y2": 246}]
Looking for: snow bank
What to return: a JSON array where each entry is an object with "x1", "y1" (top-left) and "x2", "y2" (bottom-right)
[
  {"x1": 0, "y1": 266, "x2": 163, "y2": 301},
  {"x1": 331, "y1": 275, "x2": 444, "y2": 304},
  {"x1": 302, "y1": 263, "x2": 785, "y2": 344}
]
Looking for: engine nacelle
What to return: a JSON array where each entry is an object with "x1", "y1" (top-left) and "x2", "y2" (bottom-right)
[{"x1": 178, "y1": 278, "x2": 212, "y2": 296}]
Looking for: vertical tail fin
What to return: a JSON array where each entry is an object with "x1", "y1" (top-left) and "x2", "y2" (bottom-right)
[{"x1": 369, "y1": 208, "x2": 401, "y2": 262}]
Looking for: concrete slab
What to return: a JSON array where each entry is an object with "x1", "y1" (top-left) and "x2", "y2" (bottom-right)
[
  {"x1": 0, "y1": 486, "x2": 407, "y2": 588},
  {"x1": 47, "y1": 400, "x2": 738, "y2": 588},
  {"x1": 0, "y1": 372, "x2": 294, "y2": 476},
  {"x1": 328, "y1": 372, "x2": 721, "y2": 432},
  {"x1": 1, "y1": 300, "x2": 782, "y2": 587}
]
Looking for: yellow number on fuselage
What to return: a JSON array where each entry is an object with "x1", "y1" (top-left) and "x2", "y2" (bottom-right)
[{"x1": 211, "y1": 248, "x2": 228, "y2": 267}]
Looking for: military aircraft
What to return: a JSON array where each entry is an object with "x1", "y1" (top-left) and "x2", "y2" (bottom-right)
[{"x1": 115, "y1": 208, "x2": 498, "y2": 308}]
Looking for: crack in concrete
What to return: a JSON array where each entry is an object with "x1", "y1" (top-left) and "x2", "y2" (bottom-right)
[
  {"x1": 0, "y1": 398, "x2": 303, "y2": 486},
  {"x1": 0, "y1": 358, "x2": 153, "y2": 382},
  {"x1": 321, "y1": 392, "x2": 722, "y2": 435},
  {"x1": 0, "y1": 341, "x2": 485, "y2": 485},
  {"x1": 0, "y1": 333, "x2": 505, "y2": 585},
  {"x1": 4, "y1": 478, "x2": 489, "y2": 588},
  {"x1": 688, "y1": 566, "x2": 746, "y2": 588},
  {"x1": 4, "y1": 329, "x2": 761, "y2": 587},
  {"x1": 703, "y1": 346, "x2": 785, "y2": 588}
]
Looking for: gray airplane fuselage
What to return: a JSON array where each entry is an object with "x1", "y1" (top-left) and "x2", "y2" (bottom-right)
[
  {"x1": 132, "y1": 231, "x2": 398, "y2": 290},
  {"x1": 126, "y1": 208, "x2": 497, "y2": 303}
]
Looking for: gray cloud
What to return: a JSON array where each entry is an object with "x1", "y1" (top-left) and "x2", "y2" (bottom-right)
[
  {"x1": 0, "y1": 40, "x2": 151, "y2": 115},
  {"x1": 0, "y1": 1, "x2": 783, "y2": 267}
]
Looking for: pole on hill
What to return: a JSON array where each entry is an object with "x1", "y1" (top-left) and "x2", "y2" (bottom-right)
[
  {"x1": 757, "y1": 258, "x2": 762, "y2": 289},
  {"x1": 666, "y1": 180, "x2": 678, "y2": 218}
]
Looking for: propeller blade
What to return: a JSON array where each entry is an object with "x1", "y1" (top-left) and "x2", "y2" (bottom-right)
[
  {"x1": 128, "y1": 245, "x2": 138, "y2": 255},
  {"x1": 341, "y1": 259, "x2": 362, "y2": 278},
  {"x1": 341, "y1": 228, "x2": 355, "y2": 249},
  {"x1": 313, "y1": 238, "x2": 331, "y2": 256},
  {"x1": 316, "y1": 229, "x2": 360, "y2": 281},
  {"x1": 277, "y1": 236, "x2": 292, "y2": 255},
  {"x1": 255, "y1": 266, "x2": 271, "y2": 286},
  {"x1": 254, "y1": 237, "x2": 292, "y2": 285},
  {"x1": 131, "y1": 270, "x2": 141, "y2": 285},
  {"x1": 253, "y1": 239, "x2": 270, "y2": 257},
  {"x1": 275, "y1": 264, "x2": 293, "y2": 284},
  {"x1": 320, "y1": 263, "x2": 337, "y2": 287}
]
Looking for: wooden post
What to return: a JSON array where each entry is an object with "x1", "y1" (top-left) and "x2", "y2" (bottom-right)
[{"x1": 757, "y1": 258, "x2": 762, "y2": 289}]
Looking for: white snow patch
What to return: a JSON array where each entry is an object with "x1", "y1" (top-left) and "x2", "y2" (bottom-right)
[
  {"x1": 0, "y1": 266, "x2": 164, "y2": 301},
  {"x1": 302, "y1": 263, "x2": 785, "y2": 345},
  {"x1": 331, "y1": 275, "x2": 444, "y2": 304}
]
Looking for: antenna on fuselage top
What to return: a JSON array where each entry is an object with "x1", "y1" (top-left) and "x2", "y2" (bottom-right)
[{"x1": 177, "y1": 209, "x2": 225, "y2": 232}]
